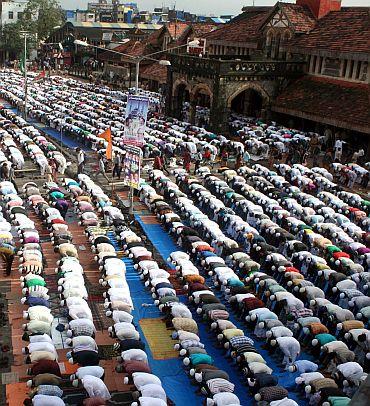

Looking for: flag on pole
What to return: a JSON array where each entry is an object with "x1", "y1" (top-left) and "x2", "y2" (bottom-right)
[
  {"x1": 20, "y1": 53, "x2": 25, "y2": 74},
  {"x1": 34, "y1": 71, "x2": 45, "y2": 82},
  {"x1": 99, "y1": 128, "x2": 112, "y2": 160}
]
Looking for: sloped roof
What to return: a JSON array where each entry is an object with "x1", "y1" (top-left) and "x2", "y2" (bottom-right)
[
  {"x1": 165, "y1": 21, "x2": 190, "y2": 40},
  {"x1": 176, "y1": 22, "x2": 219, "y2": 45},
  {"x1": 140, "y1": 62, "x2": 168, "y2": 83},
  {"x1": 289, "y1": 7, "x2": 370, "y2": 54},
  {"x1": 273, "y1": 75, "x2": 370, "y2": 134},
  {"x1": 204, "y1": 10, "x2": 271, "y2": 44},
  {"x1": 279, "y1": 3, "x2": 317, "y2": 32},
  {"x1": 68, "y1": 21, "x2": 162, "y2": 30}
]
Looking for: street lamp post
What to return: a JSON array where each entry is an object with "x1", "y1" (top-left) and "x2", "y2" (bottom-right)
[
  {"x1": 73, "y1": 39, "x2": 198, "y2": 214},
  {"x1": 20, "y1": 31, "x2": 31, "y2": 121}
]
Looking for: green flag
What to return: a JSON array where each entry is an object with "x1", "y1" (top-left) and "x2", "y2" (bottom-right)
[{"x1": 20, "y1": 53, "x2": 25, "y2": 74}]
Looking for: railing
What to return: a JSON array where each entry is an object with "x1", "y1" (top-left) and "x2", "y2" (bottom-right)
[
  {"x1": 222, "y1": 59, "x2": 306, "y2": 76},
  {"x1": 168, "y1": 54, "x2": 306, "y2": 79}
]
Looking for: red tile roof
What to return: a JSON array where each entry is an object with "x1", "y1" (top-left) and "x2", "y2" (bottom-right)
[
  {"x1": 290, "y1": 7, "x2": 370, "y2": 54},
  {"x1": 140, "y1": 62, "x2": 168, "y2": 83},
  {"x1": 272, "y1": 75, "x2": 370, "y2": 134},
  {"x1": 279, "y1": 3, "x2": 317, "y2": 32},
  {"x1": 175, "y1": 23, "x2": 218, "y2": 45},
  {"x1": 204, "y1": 10, "x2": 271, "y2": 44},
  {"x1": 166, "y1": 21, "x2": 190, "y2": 40}
]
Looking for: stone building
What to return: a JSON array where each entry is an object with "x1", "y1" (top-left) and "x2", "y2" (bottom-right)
[{"x1": 165, "y1": 0, "x2": 369, "y2": 138}]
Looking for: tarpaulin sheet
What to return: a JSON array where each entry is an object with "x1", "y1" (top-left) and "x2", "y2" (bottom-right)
[{"x1": 135, "y1": 216, "x2": 310, "y2": 405}]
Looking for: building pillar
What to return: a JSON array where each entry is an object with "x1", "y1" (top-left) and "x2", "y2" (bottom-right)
[
  {"x1": 345, "y1": 60, "x2": 352, "y2": 78},
  {"x1": 165, "y1": 66, "x2": 173, "y2": 117},
  {"x1": 189, "y1": 101, "x2": 196, "y2": 125},
  {"x1": 315, "y1": 56, "x2": 321, "y2": 74},
  {"x1": 308, "y1": 55, "x2": 315, "y2": 73},
  {"x1": 352, "y1": 60, "x2": 359, "y2": 80},
  {"x1": 339, "y1": 59, "x2": 345, "y2": 77}
]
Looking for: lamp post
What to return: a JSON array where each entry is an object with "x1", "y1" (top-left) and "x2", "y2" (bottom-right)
[
  {"x1": 20, "y1": 31, "x2": 31, "y2": 120},
  {"x1": 73, "y1": 39, "x2": 198, "y2": 92},
  {"x1": 73, "y1": 39, "x2": 198, "y2": 214}
]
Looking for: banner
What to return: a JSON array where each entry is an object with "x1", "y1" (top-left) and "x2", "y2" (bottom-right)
[
  {"x1": 98, "y1": 128, "x2": 112, "y2": 160},
  {"x1": 123, "y1": 95, "x2": 149, "y2": 146},
  {"x1": 34, "y1": 71, "x2": 45, "y2": 82},
  {"x1": 122, "y1": 147, "x2": 142, "y2": 190},
  {"x1": 187, "y1": 38, "x2": 206, "y2": 55}
]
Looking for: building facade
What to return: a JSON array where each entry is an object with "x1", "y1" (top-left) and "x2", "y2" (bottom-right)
[
  {"x1": 165, "y1": 0, "x2": 369, "y2": 139},
  {"x1": 1, "y1": 0, "x2": 28, "y2": 25}
]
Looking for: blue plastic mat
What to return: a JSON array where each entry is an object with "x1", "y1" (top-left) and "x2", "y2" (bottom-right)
[
  {"x1": 135, "y1": 215, "x2": 310, "y2": 405},
  {"x1": 0, "y1": 100, "x2": 90, "y2": 152},
  {"x1": 34, "y1": 124, "x2": 91, "y2": 152},
  {"x1": 106, "y1": 231, "x2": 202, "y2": 406},
  {"x1": 135, "y1": 216, "x2": 253, "y2": 404}
]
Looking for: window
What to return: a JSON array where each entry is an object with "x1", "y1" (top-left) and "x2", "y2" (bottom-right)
[
  {"x1": 355, "y1": 61, "x2": 361, "y2": 80},
  {"x1": 348, "y1": 60, "x2": 354, "y2": 78},
  {"x1": 8, "y1": 11, "x2": 14, "y2": 19},
  {"x1": 17, "y1": 12, "x2": 23, "y2": 20}
]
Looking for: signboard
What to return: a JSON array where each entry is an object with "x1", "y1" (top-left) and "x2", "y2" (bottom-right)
[
  {"x1": 187, "y1": 38, "x2": 206, "y2": 55},
  {"x1": 123, "y1": 95, "x2": 149, "y2": 146},
  {"x1": 122, "y1": 147, "x2": 142, "y2": 190},
  {"x1": 102, "y1": 32, "x2": 113, "y2": 41}
]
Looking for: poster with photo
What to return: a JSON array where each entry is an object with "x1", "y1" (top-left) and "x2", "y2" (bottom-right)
[
  {"x1": 123, "y1": 95, "x2": 149, "y2": 146},
  {"x1": 122, "y1": 148, "x2": 142, "y2": 189}
]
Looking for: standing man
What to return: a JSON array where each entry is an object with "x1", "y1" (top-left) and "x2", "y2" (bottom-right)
[
  {"x1": 112, "y1": 152, "x2": 122, "y2": 179},
  {"x1": 334, "y1": 139, "x2": 345, "y2": 162},
  {"x1": 8, "y1": 164, "x2": 18, "y2": 193},
  {"x1": 77, "y1": 148, "x2": 86, "y2": 175},
  {"x1": 96, "y1": 153, "x2": 110, "y2": 183}
]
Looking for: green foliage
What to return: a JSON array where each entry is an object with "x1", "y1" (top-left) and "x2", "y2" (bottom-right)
[
  {"x1": 0, "y1": 21, "x2": 25, "y2": 55},
  {"x1": 23, "y1": 0, "x2": 65, "y2": 41},
  {"x1": 0, "y1": 0, "x2": 65, "y2": 57}
]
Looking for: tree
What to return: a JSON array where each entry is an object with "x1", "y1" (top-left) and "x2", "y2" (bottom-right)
[
  {"x1": 0, "y1": 22, "x2": 24, "y2": 56},
  {"x1": 23, "y1": 0, "x2": 65, "y2": 41}
]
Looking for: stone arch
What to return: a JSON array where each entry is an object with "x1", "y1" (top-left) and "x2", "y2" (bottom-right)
[
  {"x1": 190, "y1": 83, "x2": 213, "y2": 105},
  {"x1": 172, "y1": 79, "x2": 192, "y2": 120},
  {"x1": 186, "y1": 82, "x2": 213, "y2": 126},
  {"x1": 172, "y1": 78, "x2": 192, "y2": 98},
  {"x1": 227, "y1": 83, "x2": 270, "y2": 119},
  {"x1": 227, "y1": 83, "x2": 270, "y2": 108}
]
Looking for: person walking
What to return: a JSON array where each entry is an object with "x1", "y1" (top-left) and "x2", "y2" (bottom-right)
[
  {"x1": 77, "y1": 148, "x2": 86, "y2": 174},
  {"x1": 95, "y1": 153, "x2": 110, "y2": 183},
  {"x1": 45, "y1": 163, "x2": 53, "y2": 183},
  {"x1": 112, "y1": 152, "x2": 122, "y2": 179},
  {"x1": 0, "y1": 243, "x2": 15, "y2": 276},
  {"x1": 183, "y1": 149, "x2": 191, "y2": 173},
  {"x1": 8, "y1": 164, "x2": 18, "y2": 193},
  {"x1": 0, "y1": 162, "x2": 9, "y2": 181}
]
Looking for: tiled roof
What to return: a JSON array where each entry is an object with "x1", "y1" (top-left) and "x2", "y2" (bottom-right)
[
  {"x1": 67, "y1": 21, "x2": 162, "y2": 30},
  {"x1": 140, "y1": 62, "x2": 168, "y2": 83},
  {"x1": 272, "y1": 75, "x2": 370, "y2": 134},
  {"x1": 165, "y1": 21, "x2": 190, "y2": 40},
  {"x1": 175, "y1": 23, "x2": 218, "y2": 45},
  {"x1": 279, "y1": 3, "x2": 316, "y2": 32},
  {"x1": 289, "y1": 7, "x2": 370, "y2": 54},
  {"x1": 204, "y1": 10, "x2": 271, "y2": 43}
]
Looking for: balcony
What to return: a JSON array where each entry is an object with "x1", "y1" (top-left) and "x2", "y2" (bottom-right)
[{"x1": 168, "y1": 54, "x2": 306, "y2": 80}]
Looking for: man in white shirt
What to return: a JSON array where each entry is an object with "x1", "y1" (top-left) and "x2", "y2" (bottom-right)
[
  {"x1": 334, "y1": 139, "x2": 345, "y2": 162},
  {"x1": 77, "y1": 148, "x2": 85, "y2": 174},
  {"x1": 72, "y1": 375, "x2": 111, "y2": 400}
]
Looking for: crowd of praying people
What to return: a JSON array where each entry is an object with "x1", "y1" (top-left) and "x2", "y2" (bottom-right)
[{"x1": 0, "y1": 68, "x2": 368, "y2": 406}]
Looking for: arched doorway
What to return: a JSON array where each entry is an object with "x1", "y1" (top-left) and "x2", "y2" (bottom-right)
[
  {"x1": 191, "y1": 84, "x2": 213, "y2": 127},
  {"x1": 230, "y1": 88, "x2": 264, "y2": 117},
  {"x1": 173, "y1": 81, "x2": 190, "y2": 120}
]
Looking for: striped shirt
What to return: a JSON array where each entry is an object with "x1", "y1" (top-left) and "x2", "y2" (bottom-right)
[{"x1": 206, "y1": 378, "x2": 235, "y2": 394}]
